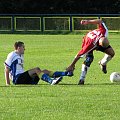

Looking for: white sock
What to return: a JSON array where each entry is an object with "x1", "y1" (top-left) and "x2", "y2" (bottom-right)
[
  {"x1": 80, "y1": 64, "x2": 89, "y2": 81},
  {"x1": 100, "y1": 54, "x2": 112, "y2": 65}
]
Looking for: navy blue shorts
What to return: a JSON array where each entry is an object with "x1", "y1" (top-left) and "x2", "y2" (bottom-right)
[
  {"x1": 96, "y1": 45, "x2": 111, "y2": 52},
  {"x1": 14, "y1": 71, "x2": 40, "y2": 85}
]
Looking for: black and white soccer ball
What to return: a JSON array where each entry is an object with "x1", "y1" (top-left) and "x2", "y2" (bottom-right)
[{"x1": 110, "y1": 72, "x2": 120, "y2": 82}]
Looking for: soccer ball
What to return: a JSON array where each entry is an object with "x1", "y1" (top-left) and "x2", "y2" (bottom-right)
[{"x1": 110, "y1": 72, "x2": 120, "y2": 82}]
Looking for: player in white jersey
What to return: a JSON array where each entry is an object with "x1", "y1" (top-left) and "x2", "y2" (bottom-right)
[
  {"x1": 66, "y1": 19, "x2": 115, "y2": 85},
  {"x1": 4, "y1": 41, "x2": 72, "y2": 85}
]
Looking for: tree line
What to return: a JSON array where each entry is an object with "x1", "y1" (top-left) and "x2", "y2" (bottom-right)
[{"x1": 0, "y1": 0, "x2": 120, "y2": 14}]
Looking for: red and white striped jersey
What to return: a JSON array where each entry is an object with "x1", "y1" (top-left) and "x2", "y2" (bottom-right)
[{"x1": 77, "y1": 22, "x2": 108, "y2": 57}]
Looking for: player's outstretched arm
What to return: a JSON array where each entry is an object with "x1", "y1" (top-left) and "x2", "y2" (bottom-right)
[
  {"x1": 66, "y1": 55, "x2": 80, "y2": 72},
  {"x1": 81, "y1": 19, "x2": 102, "y2": 25}
]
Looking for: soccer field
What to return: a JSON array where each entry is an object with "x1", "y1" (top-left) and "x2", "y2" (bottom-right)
[{"x1": 0, "y1": 34, "x2": 120, "y2": 120}]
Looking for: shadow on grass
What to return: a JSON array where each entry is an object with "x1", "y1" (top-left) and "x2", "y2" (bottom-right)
[
  {"x1": 87, "y1": 82, "x2": 120, "y2": 86},
  {"x1": 56, "y1": 82, "x2": 120, "y2": 86},
  {"x1": 0, "y1": 82, "x2": 120, "y2": 87},
  {"x1": 0, "y1": 84, "x2": 44, "y2": 87}
]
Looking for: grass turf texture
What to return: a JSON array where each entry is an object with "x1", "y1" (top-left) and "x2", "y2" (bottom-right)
[{"x1": 0, "y1": 34, "x2": 120, "y2": 120}]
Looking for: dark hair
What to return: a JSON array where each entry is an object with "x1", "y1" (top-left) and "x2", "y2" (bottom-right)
[{"x1": 14, "y1": 41, "x2": 24, "y2": 50}]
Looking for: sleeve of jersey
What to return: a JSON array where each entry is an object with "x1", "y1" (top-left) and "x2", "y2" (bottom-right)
[
  {"x1": 4, "y1": 54, "x2": 12, "y2": 69},
  {"x1": 99, "y1": 22, "x2": 108, "y2": 37}
]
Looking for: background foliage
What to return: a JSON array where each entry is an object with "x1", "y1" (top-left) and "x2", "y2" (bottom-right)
[{"x1": 0, "y1": 0, "x2": 120, "y2": 14}]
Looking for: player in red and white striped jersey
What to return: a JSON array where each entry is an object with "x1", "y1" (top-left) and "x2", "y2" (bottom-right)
[{"x1": 66, "y1": 19, "x2": 115, "y2": 85}]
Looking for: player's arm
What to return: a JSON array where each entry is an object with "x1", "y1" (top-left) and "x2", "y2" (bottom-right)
[
  {"x1": 4, "y1": 66, "x2": 10, "y2": 85},
  {"x1": 66, "y1": 42, "x2": 95, "y2": 72},
  {"x1": 81, "y1": 19, "x2": 102, "y2": 25},
  {"x1": 66, "y1": 50, "x2": 86, "y2": 72},
  {"x1": 66, "y1": 55, "x2": 80, "y2": 72}
]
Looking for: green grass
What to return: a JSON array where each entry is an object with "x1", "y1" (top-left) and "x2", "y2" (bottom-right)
[{"x1": 0, "y1": 34, "x2": 120, "y2": 120}]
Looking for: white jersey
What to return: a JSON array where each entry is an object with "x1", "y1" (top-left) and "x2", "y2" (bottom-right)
[{"x1": 4, "y1": 51, "x2": 24, "y2": 81}]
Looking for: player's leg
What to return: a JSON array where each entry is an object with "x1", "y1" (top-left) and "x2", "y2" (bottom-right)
[
  {"x1": 41, "y1": 69, "x2": 73, "y2": 85},
  {"x1": 42, "y1": 69, "x2": 73, "y2": 78},
  {"x1": 28, "y1": 67, "x2": 42, "y2": 77},
  {"x1": 98, "y1": 46, "x2": 115, "y2": 74},
  {"x1": 39, "y1": 69, "x2": 63, "y2": 85},
  {"x1": 78, "y1": 51, "x2": 94, "y2": 85},
  {"x1": 51, "y1": 71, "x2": 73, "y2": 77},
  {"x1": 98, "y1": 37, "x2": 115, "y2": 73},
  {"x1": 16, "y1": 67, "x2": 62, "y2": 85},
  {"x1": 28, "y1": 67, "x2": 57, "y2": 84},
  {"x1": 41, "y1": 69, "x2": 74, "y2": 85}
]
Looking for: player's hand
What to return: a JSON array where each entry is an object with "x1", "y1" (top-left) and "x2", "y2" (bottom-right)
[{"x1": 80, "y1": 20, "x2": 88, "y2": 25}]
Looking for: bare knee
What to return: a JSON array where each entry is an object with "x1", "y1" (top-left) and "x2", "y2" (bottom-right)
[
  {"x1": 42, "y1": 69, "x2": 51, "y2": 74},
  {"x1": 35, "y1": 67, "x2": 41, "y2": 72},
  {"x1": 28, "y1": 67, "x2": 41, "y2": 77}
]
